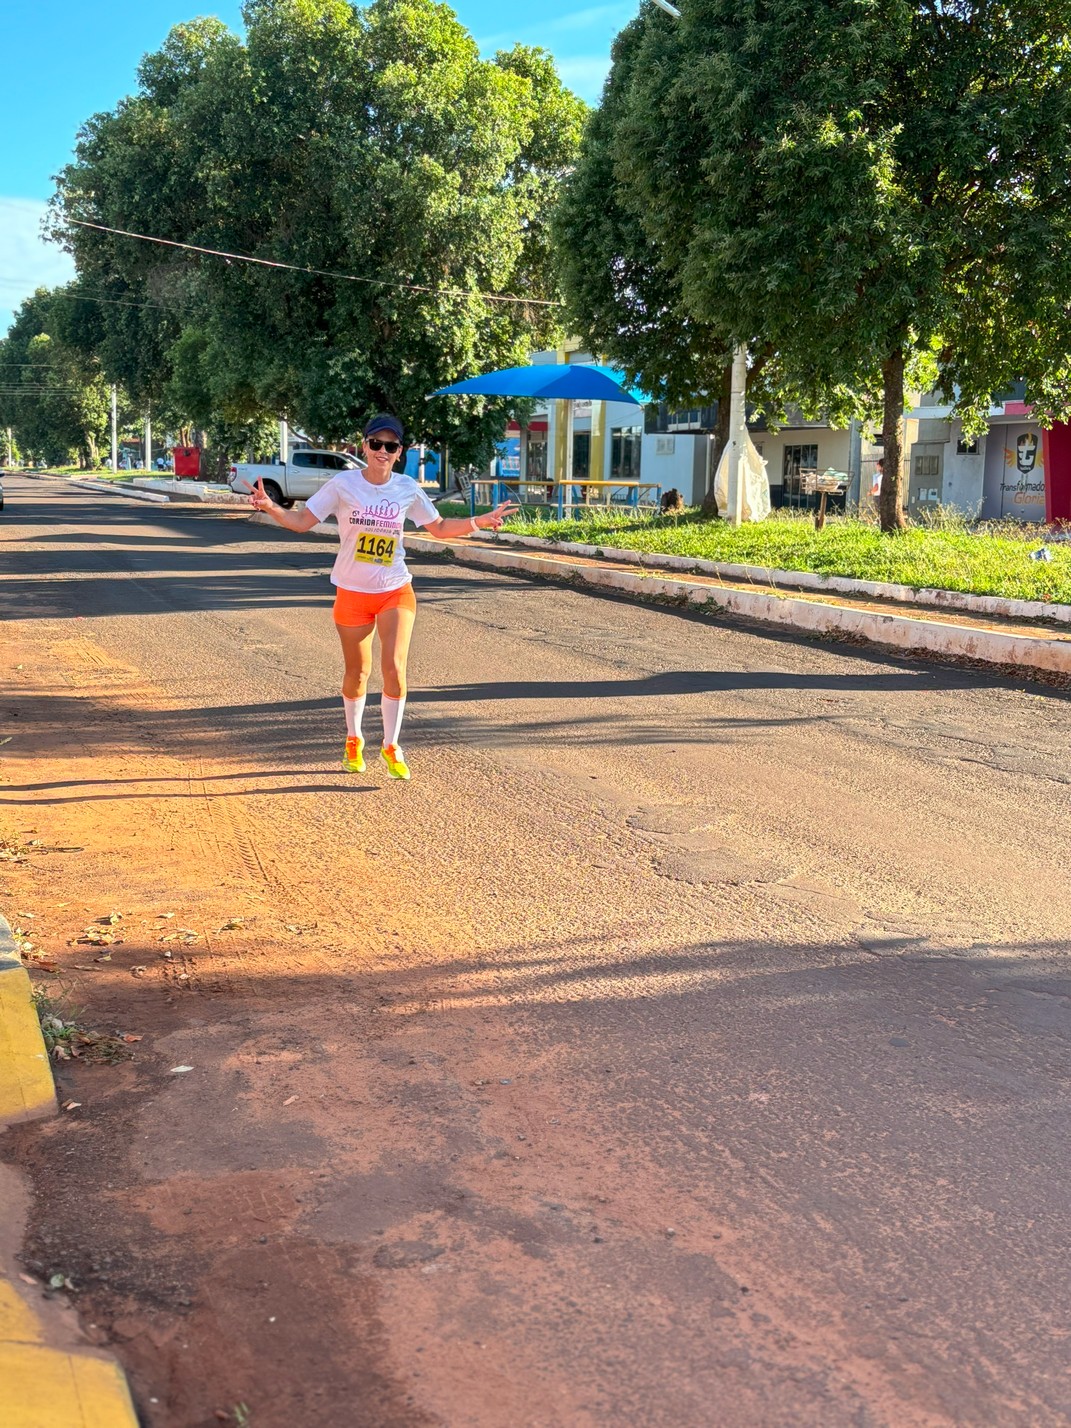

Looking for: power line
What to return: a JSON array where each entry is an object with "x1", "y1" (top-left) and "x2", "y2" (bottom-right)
[
  {"x1": 39, "y1": 289, "x2": 175, "y2": 313},
  {"x1": 0, "y1": 280, "x2": 171, "y2": 309},
  {"x1": 0, "y1": 283, "x2": 181, "y2": 314},
  {"x1": 66, "y1": 218, "x2": 563, "y2": 308}
]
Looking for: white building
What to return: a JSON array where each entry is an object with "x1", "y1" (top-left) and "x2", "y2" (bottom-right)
[{"x1": 903, "y1": 389, "x2": 1050, "y2": 522}]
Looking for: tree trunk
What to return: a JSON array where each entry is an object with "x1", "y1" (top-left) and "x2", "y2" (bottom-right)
[
  {"x1": 700, "y1": 358, "x2": 734, "y2": 517},
  {"x1": 879, "y1": 346, "x2": 908, "y2": 533}
]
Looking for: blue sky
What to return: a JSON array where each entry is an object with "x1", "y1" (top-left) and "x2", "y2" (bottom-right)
[{"x1": 0, "y1": 0, "x2": 632, "y2": 335}]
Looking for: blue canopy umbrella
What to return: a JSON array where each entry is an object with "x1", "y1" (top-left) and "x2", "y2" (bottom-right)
[
  {"x1": 432, "y1": 362, "x2": 645, "y2": 406},
  {"x1": 432, "y1": 363, "x2": 648, "y2": 508}
]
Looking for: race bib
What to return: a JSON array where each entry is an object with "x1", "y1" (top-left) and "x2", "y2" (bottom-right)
[{"x1": 353, "y1": 532, "x2": 397, "y2": 565}]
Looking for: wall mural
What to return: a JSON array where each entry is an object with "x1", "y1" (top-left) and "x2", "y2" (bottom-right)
[{"x1": 982, "y1": 425, "x2": 1047, "y2": 522}]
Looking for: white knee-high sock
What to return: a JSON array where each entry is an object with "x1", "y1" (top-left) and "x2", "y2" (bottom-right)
[
  {"x1": 381, "y1": 695, "x2": 406, "y2": 749},
  {"x1": 343, "y1": 694, "x2": 366, "y2": 739}
]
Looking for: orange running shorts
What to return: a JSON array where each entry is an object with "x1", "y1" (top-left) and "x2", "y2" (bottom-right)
[{"x1": 332, "y1": 581, "x2": 417, "y2": 628}]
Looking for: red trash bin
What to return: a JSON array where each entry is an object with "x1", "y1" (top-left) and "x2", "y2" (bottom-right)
[{"x1": 173, "y1": 446, "x2": 201, "y2": 478}]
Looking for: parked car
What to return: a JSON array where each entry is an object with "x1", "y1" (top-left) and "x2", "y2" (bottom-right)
[
  {"x1": 0, "y1": 472, "x2": 5, "y2": 511},
  {"x1": 228, "y1": 448, "x2": 364, "y2": 508}
]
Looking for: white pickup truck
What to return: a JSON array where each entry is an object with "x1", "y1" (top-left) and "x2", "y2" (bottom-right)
[{"x1": 228, "y1": 448, "x2": 364, "y2": 508}]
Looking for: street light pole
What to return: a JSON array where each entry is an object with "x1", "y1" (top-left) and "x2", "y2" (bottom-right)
[{"x1": 110, "y1": 385, "x2": 118, "y2": 473}]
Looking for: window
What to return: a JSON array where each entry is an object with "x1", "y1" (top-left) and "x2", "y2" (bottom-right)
[
  {"x1": 572, "y1": 432, "x2": 591, "y2": 483},
  {"x1": 611, "y1": 426, "x2": 642, "y2": 483},
  {"x1": 782, "y1": 444, "x2": 818, "y2": 482},
  {"x1": 780, "y1": 443, "x2": 820, "y2": 508},
  {"x1": 527, "y1": 432, "x2": 547, "y2": 483},
  {"x1": 913, "y1": 454, "x2": 940, "y2": 478},
  {"x1": 291, "y1": 451, "x2": 317, "y2": 468},
  {"x1": 956, "y1": 436, "x2": 979, "y2": 455}
]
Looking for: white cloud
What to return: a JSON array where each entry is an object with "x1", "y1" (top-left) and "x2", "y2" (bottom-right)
[{"x1": 0, "y1": 197, "x2": 77, "y2": 335}]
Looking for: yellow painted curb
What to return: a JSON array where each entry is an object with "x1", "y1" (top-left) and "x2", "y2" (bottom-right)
[
  {"x1": 0, "y1": 952, "x2": 56, "y2": 1127},
  {"x1": 0, "y1": 1340, "x2": 140, "y2": 1427},
  {"x1": 0, "y1": 919, "x2": 140, "y2": 1426}
]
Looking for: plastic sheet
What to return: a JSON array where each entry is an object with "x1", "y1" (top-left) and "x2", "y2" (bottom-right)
[{"x1": 713, "y1": 433, "x2": 771, "y2": 522}]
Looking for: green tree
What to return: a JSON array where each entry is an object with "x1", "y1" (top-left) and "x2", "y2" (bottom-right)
[
  {"x1": 51, "y1": 0, "x2": 586, "y2": 462},
  {"x1": 0, "y1": 289, "x2": 112, "y2": 467},
  {"x1": 559, "y1": 0, "x2": 1071, "y2": 531}
]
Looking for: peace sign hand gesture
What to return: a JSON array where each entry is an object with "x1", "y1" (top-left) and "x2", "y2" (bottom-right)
[
  {"x1": 249, "y1": 477, "x2": 275, "y2": 512},
  {"x1": 479, "y1": 501, "x2": 519, "y2": 531}
]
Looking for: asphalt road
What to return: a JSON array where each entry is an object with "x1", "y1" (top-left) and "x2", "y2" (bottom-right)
[{"x1": 3, "y1": 474, "x2": 1071, "y2": 1428}]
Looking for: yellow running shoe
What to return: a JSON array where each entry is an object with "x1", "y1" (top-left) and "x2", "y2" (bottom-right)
[
  {"x1": 380, "y1": 744, "x2": 410, "y2": 780},
  {"x1": 342, "y1": 735, "x2": 365, "y2": 773}
]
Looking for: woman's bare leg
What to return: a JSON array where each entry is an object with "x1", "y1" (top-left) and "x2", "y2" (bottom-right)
[
  {"x1": 336, "y1": 621, "x2": 376, "y2": 700},
  {"x1": 376, "y1": 605, "x2": 416, "y2": 753}
]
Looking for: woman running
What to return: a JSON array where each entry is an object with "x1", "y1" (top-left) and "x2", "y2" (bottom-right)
[{"x1": 250, "y1": 413, "x2": 516, "y2": 781}]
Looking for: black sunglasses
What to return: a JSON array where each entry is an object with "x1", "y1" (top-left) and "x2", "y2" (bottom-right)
[{"x1": 366, "y1": 437, "x2": 401, "y2": 454}]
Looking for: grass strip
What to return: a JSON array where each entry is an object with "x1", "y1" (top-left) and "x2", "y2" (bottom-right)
[{"x1": 468, "y1": 506, "x2": 1071, "y2": 606}]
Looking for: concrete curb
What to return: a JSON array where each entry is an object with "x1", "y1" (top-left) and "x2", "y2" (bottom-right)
[
  {"x1": 495, "y1": 532, "x2": 1071, "y2": 627},
  {"x1": 130, "y1": 477, "x2": 249, "y2": 505},
  {"x1": 29, "y1": 472, "x2": 244, "y2": 506},
  {"x1": 37, "y1": 475, "x2": 171, "y2": 504},
  {"x1": 0, "y1": 914, "x2": 141, "y2": 1426},
  {"x1": 0, "y1": 1338, "x2": 140, "y2": 1428},
  {"x1": 70, "y1": 479, "x2": 170, "y2": 503},
  {"x1": 0, "y1": 916, "x2": 55, "y2": 1128}
]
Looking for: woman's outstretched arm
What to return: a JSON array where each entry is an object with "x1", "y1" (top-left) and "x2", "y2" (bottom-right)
[
  {"x1": 422, "y1": 500, "x2": 519, "y2": 540},
  {"x1": 249, "y1": 477, "x2": 322, "y2": 532}
]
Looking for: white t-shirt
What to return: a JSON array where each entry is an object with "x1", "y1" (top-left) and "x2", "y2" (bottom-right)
[{"x1": 305, "y1": 471, "x2": 440, "y2": 593}]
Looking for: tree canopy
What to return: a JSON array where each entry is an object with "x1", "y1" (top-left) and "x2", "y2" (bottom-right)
[
  {"x1": 0, "y1": 289, "x2": 114, "y2": 467},
  {"x1": 49, "y1": 0, "x2": 586, "y2": 464},
  {"x1": 556, "y1": 0, "x2": 1071, "y2": 529}
]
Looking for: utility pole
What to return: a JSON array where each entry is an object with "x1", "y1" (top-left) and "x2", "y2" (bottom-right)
[
  {"x1": 110, "y1": 385, "x2": 118, "y2": 473},
  {"x1": 4, "y1": 427, "x2": 12, "y2": 466},
  {"x1": 144, "y1": 413, "x2": 152, "y2": 473}
]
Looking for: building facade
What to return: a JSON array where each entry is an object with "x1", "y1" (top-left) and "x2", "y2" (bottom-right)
[
  {"x1": 904, "y1": 390, "x2": 1071, "y2": 523},
  {"x1": 512, "y1": 345, "x2": 876, "y2": 513}
]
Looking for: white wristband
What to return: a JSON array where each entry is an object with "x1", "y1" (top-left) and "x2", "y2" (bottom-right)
[{"x1": 469, "y1": 517, "x2": 480, "y2": 534}]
